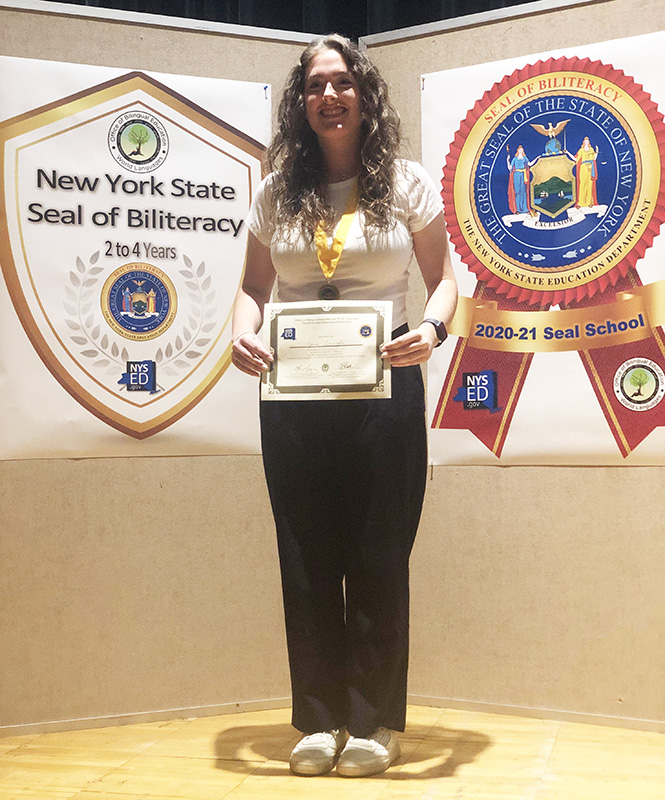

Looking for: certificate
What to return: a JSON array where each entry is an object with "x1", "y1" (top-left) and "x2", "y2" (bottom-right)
[{"x1": 261, "y1": 301, "x2": 392, "y2": 401}]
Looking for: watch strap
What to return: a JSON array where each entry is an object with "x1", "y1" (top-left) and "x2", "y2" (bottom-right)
[{"x1": 422, "y1": 318, "x2": 447, "y2": 347}]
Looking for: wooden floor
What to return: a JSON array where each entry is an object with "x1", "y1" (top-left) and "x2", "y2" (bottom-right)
[{"x1": 1, "y1": 705, "x2": 664, "y2": 800}]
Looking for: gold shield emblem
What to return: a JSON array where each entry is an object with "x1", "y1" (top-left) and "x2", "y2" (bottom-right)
[{"x1": 0, "y1": 71, "x2": 263, "y2": 439}]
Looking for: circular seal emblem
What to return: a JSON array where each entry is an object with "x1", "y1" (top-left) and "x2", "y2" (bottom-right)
[
  {"x1": 613, "y1": 357, "x2": 665, "y2": 411},
  {"x1": 108, "y1": 111, "x2": 169, "y2": 172},
  {"x1": 101, "y1": 262, "x2": 177, "y2": 341},
  {"x1": 444, "y1": 57, "x2": 665, "y2": 306},
  {"x1": 360, "y1": 325, "x2": 373, "y2": 337}
]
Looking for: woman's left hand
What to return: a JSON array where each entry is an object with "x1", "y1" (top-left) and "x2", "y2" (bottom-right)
[
  {"x1": 381, "y1": 323, "x2": 439, "y2": 367},
  {"x1": 382, "y1": 211, "x2": 458, "y2": 368}
]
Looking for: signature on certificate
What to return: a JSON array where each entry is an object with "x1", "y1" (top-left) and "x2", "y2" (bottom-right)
[{"x1": 290, "y1": 364, "x2": 319, "y2": 376}]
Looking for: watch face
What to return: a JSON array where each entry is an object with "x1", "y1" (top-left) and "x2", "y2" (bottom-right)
[{"x1": 425, "y1": 318, "x2": 447, "y2": 342}]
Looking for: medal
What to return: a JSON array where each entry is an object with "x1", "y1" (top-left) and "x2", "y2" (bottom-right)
[
  {"x1": 318, "y1": 283, "x2": 340, "y2": 300},
  {"x1": 314, "y1": 180, "x2": 359, "y2": 299}
]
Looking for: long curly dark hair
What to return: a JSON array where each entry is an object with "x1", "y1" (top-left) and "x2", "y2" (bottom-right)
[{"x1": 265, "y1": 34, "x2": 402, "y2": 238}]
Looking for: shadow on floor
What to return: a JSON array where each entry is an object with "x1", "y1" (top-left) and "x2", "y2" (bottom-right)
[{"x1": 213, "y1": 721, "x2": 492, "y2": 780}]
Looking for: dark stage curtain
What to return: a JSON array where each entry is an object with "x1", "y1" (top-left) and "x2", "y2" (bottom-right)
[{"x1": 51, "y1": 0, "x2": 541, "y2": 40}]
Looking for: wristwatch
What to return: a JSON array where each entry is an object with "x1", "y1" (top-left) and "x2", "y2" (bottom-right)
[{"x1": 422, "y1": 318, "x2": 448, "y2": 347}]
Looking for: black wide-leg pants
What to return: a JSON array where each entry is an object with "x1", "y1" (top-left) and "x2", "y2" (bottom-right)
[{"x1": 259, "y1": 354, "x2": 427, "y2": 738}]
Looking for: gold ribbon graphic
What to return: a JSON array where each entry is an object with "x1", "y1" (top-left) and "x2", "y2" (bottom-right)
[{"x1": 448, "y1": 279, "x2": 665, "y2": 353}]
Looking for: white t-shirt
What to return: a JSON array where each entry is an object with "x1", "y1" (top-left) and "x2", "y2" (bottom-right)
[{"x1": 246, "y1": 159, "x2": 443, "y2": 327}]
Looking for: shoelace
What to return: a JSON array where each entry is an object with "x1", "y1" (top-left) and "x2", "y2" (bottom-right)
[
  {"x1": 296, "y1": 730, "x2": 340, "y2": 748},
  {"x1": 371, "y1": 727, "x2": 391, "y2": 746},
  {"x1": 348, "y1": 727, "x2": 391, "y2": 748}
]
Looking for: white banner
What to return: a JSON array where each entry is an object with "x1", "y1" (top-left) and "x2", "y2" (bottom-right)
[
  {"x1": 0, "y1": 57, "x2": 270, "y2": 459},
  {"x1": 423, "y1": 32, "x2": 665, "y2": 465}
]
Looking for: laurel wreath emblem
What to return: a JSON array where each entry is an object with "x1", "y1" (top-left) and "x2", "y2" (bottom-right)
[
  {"x1": 63, "y1": 252, "x2": 218, "y2": 383},
  {"x1": 158, "y1": 254, "x2": 217, "y2": 378}
]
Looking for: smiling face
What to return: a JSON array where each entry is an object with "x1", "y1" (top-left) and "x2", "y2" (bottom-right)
[{"x1": 304, "y1": 48, "x2": 363, "y2": 146}]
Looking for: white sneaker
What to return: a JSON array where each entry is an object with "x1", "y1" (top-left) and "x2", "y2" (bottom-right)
[
  {"x1": 336, "y1": 727, "x2": 401, "y2": 777},
  {"x1": 289, "y1": 729, "x2": 347, "y2": 776}
]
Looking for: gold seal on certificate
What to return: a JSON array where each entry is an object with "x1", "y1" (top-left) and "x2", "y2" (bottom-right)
[{"x1": 261, "y1": 301, "x2": 393, "y2": 401}]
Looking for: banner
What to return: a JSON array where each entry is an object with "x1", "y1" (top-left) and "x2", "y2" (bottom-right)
[
  {"x1": 423, "y1": 32, "x2": 665, "y2": 464},
  {"x1": 0, "y1": 57, "x2": 270, "y2": 459}
]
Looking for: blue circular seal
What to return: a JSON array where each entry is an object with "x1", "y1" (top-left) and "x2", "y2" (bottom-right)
[
  {"x1": 444, "y1": 58, "x2": 665, "y2": 305},
  {"x1": 360, "y1": 325, "x2": 373, "y2": 337},
  {"x1": 473, "y1": 94, "x2": 638, "y2": 271},
  {"x1": 102, "y1": 263, "x2": 177, "y2": 340}
]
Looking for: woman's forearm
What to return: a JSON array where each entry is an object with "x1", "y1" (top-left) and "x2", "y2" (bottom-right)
[
  {"x1": 232, "y1": 287, "x2": 266, "y2": 341},
  {"x1": 422, "y1": 274, "x2": 458, "y2": 330}
]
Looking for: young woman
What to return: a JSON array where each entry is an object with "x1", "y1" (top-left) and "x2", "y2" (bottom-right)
[{"x1": 232, "y1": 34, "x2": 457, "y2": 778}]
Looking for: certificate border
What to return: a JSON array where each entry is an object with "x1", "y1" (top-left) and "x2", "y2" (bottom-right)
[{"x1": 263, "y1": 302, "x2": 391, "y2": 400}]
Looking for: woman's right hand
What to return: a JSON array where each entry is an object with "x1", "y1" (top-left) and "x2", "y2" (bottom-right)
[
  {"x1": 231, "y1": 232, "x2": 277, "y2": 377},
  {"x1": 232, "y1": 330, "x2": 274, "y2": 377}
]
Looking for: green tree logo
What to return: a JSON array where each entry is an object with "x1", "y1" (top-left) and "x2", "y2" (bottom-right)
[
  {"x1": 614, "y1": 359, "x2": 665, "y2": 412},
  {"x1": 109, "y1": 112, "x2": 168, "y2": 172},
  {"x1": 630, "y1": 368, "x2": 649, "y2": 397},
  {"x1": 128, "y1": 124, "x2": 150, "y2": 155}
]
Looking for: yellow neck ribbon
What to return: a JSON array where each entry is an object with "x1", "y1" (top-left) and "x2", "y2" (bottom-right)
[{"x1": 314, "y1": 180, "x2": 359, "y2": 282}]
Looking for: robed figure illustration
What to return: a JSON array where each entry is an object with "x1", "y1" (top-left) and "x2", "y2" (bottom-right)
[
  {"x1": 574, "y1": 136, "x2": 599, "y2": 207},
  {"x1": 506, "y1": 145, "x2": 532, "y2": 214}
]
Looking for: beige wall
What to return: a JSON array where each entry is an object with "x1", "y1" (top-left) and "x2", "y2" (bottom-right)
[
  {"x1": 1, "y1": 456, "x2": 289, "y2": 731},
  {"x1": 2, "y1": 0, "x2": 665, "y2": 735},
  {"x1": 0, "y1": 4, "x2": 305, "y2": 89}
]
